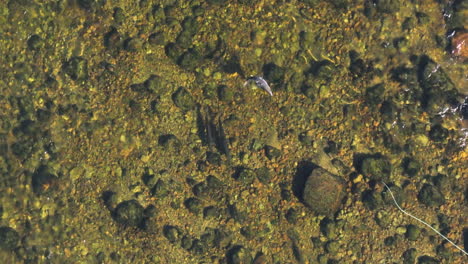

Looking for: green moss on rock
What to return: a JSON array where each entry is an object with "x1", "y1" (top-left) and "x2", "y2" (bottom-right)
[
  {"x1": 302, "y1": 167, "x2": 346, "y2": 216},
  {"x1": 418, "y1": 184, "x2": 445, "y2": 207},
  {"x1": 359, "y1": 155, "x2": 391, "y2": 181},
  {"x1": 0, "y1": 226, "x2": 19, "y2": 250},
  {"x1": 172, "y1": 87, "x2": 195, "y2": 111},
  {"x1": 63, "y1": 57, "x2": 88, "y2": 81},
  {"x1": 113, "y1": 200, "x2": 145, "y2": 227}
]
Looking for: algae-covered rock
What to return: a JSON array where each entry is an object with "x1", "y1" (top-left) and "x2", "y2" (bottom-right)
[
  {"x1": 401, "y1": 157, "x2": 421, "y2": 177},
  {"x1": 172, "y1": 87, "x2": 195, "y2": 111},
  {"x1": 184, "y1": 197, "x2": 203, "y2": 214},
  {"x1": 63, "y1": 56, "x2": 88, "y2": 81},
  {"x1": 285, "y1": 208, "x2": 299, "y2": 224},
  {"x1": 405, "y1": 224, "x2": 421, "y2": 241},
  {"x1": 418, "y1": 57, "x2": 455, "y2": 93},
  {"x1": 176, "y1": 29, "x2": 195, "y2": 49},
  {"x1": 163, "y1": 225, "x2": 182, "y2": 244},
  {"x1": 264, "y1": 145, "x2": 281, "y2": 160},
  {"x1": 359, "y1": 155, "x2": 391, "y2": 181},
  {"x1": 227, "y1": 245, "x2": 253, "y2": 264},
  {"x1": 402, "y1": 248, "x2": 417, "y2": 264},
  {"x1": 325, "y1": 240, "x2": 340, "y2": 254},
  {"x1": 234, "y1": 167, "x2": 256, "y2": 185},
  {"x1": 148, "y1": 32, "x2": 166, "y2": 46},
  {"x1": 418, "y1": 184, "x2": 445, "y2": 207},
  {"x1": 181, "y1": 235, "x2": 193, "y2": 249},
  {"x1": 77, "y1": 0, "x2": 105, "y2": 10},
  {"x1": 113, "y1": 200, "x2": 145, "y2": 227},
  {"x1": 32, "y1": 165, "x2": 59, "y2": 195},
  {"x1": 152, "y1": 5, "x2": 165, "y2": 24},
  {"x1": 27, "y1": 34, "x2": 43, "y2": 51},
  {"x1": 104, "y1": 27, "x2": 121, "y2": 50},
  {"x1": 0, "y1": 226, "x2": 19, "y2": 250},
  {"x1": 218, "y1": 85, "x2": 234, "y2": 102},
  {"x1": 113, "y1": 7, "x2": 125, "y2": 23},
  {"x1": 192, "y1": 175, "x2": 224, "y2": 200},
  {"x1": 433, "y1": 174, "x2": 451, "y2": 195},
  {"x1": 206, "y1": 151, "x2": 221, "y2": 166},
  {"x1": 144, "y1": 75, "x2": 167, "y2": 93},
  {"x1": 262, "y1": 63, "x2": 285, "y2": 86},
  {"x1": 374, "y1": 0, "x2": 400, "y2": 14},
  {"x1": 417, "y1": 255, "x2": 440, "y2": 264},
  {"x1": 151, "y1": 179, "x2": 169, "y2": 198},
  {"x1": 158, "y1": 134, "x2": 181, "y2": 151},
  {"x1": 256, "y1": 167, "x2": 271, "y2": 184},
  {"x1": 428, "y1": 124, "x2": 448, "y2": 143},
  {"x1": 320, "y1": 218, "x2": 338, "y2": 239},
  {"x1": 178, "y1": 49, "x2": 202, "y2": 71},
  {"x1": 302, "y1": 167, "x2": 346, "y2": 216},
  {"x1": 362, "y1": 189, "x2": 384, "y2": 210},
  {"x1": 124, "y1": 38, "x2": 143, "y2": 52},
  {"x1": 365, "y1": 83, "x2": 385, "y2": 106},
  {"x1": 181, "y1": 16, "x2": 200, "y2": 35},
  {"x1": 418, "y1": 56, "x2": 460, "y2": 112},
  {"x1": 165, "y1": 42, "x2": 184, "y2": 62},
  {"x1": 391, "y1": 66, "x2": 418, "y2": 87},
  {"x1": 380, "y1": 100, "x2": 397, "y2": 121}
]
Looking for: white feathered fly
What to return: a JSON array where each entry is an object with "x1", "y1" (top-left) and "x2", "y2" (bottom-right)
[{"x1": 243, "y1": 76, "x2": 273, "y2": 96}]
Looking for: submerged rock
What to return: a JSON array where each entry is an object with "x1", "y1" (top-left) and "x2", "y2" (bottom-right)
[
  {"x1": 0, "y1": 226, "x2": 19, "y2": 250},
  {"x1": 63, "y1": 56, "x2": 88, "y2": 81},
  {"x1": 418, "y1": 56, "x2": 460, "y2": 112},
  {"x1": 124, "y1": 38, "x2": 143, "y2": 52},
  {"x1": 417, "y1": 255, "x2": 440, "y2": 264},
  {"x1": 402, "y1": 248, "x2": 417, "y2": 264},
  {"x1": 184, "y1": 197, "x2": 203, "y2": 214},
  {"x1": 104, "y1": 27, "x2": 122, "y2": 50},
  {"x1": 77, "y1": 0, "x2": 105, "y2": 10},
  {"x1": 158, "y1": 134, "x2": 181, "y2": 151},
  {"x1": 27, "y1": 35, "x2": 43, "y2": 51},
  {"x1": 178, "y1": 49, "x2": 202, "y2": 71},
  {"x1": 144, "y1": 74, "x2": 167, "y2": 93},
  {"x1": 418, "y1": 184, "x2": 445, "y2": 207},
  {"x1": 32, "y1": 165, "x2": 59, "y2": 195},
  {"x1": 234, "y1": 167, "x2": 256, "y2": 185},
  {"x1": 113, "y1": 200, "x2": 145, "y2": 227},
  {"x1": 172, "y1": 87, "x2": 195, "y2": 111},
  {"x1": 358, "y1": 154, "x2": 391, "y2": 181},
  {"x1": 148, "y1": 32, "x2": 166, "y2": 46},
  {"x1": 262, "y1": 63, "x2": 285, "y2": 87},
  {"x1": 165, "y1": 43, "x2": 184, "y2": 62},
  {"x1": 401, "y1": 157, "x2": 421, "y2": 177},
  {"x1": 302, "y1": 167, "x2": 346, "y2": 216},
  {"x1": 226, "y1": 245, "x2": 253, "y2": 264},
  {"x1": 428, "y1": 124, "x2": 449, "y2": 143},
  {"x1": 365, "y1": 83, "x2": 385, "y2": 106},
  {"x1": 163, "y1": 225, "x2": 182, "y2": 244}
]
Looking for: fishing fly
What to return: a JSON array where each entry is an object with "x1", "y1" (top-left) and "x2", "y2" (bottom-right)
[{"x1": 244, "y1": 76, "x2": 273, "y2": 96}]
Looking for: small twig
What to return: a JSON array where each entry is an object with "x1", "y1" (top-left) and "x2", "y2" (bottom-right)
[{"x1": 382, "y1": 181, "x2": 468, "y2": 256}]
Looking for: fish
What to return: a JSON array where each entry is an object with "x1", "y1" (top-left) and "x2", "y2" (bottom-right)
[
  {"x1": 196, "y1": 106, "x2": 231, "y2": 160},
  {"x1": 216, "y1": 116, "x2": 231, "y2": 161},
  {"x1": 244, "y1": 76, "x2": 273, "y2": 96},
  {"x1": 197, "y1": 106, "x2": 216, "y2": 147}
]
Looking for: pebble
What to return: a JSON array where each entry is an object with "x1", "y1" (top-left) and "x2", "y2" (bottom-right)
[{"x1": 396, "y1": 226, "x2": 407, "y2": 235}]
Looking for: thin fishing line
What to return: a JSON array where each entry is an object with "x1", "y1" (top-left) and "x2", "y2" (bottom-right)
[{"x1": 382, "y1": 181, "x2": 468, "y2": 256}]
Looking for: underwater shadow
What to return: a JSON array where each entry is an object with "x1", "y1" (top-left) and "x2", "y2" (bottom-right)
[{"x1": 292, "y1": 160, "x2": 320, "y2": 201}]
